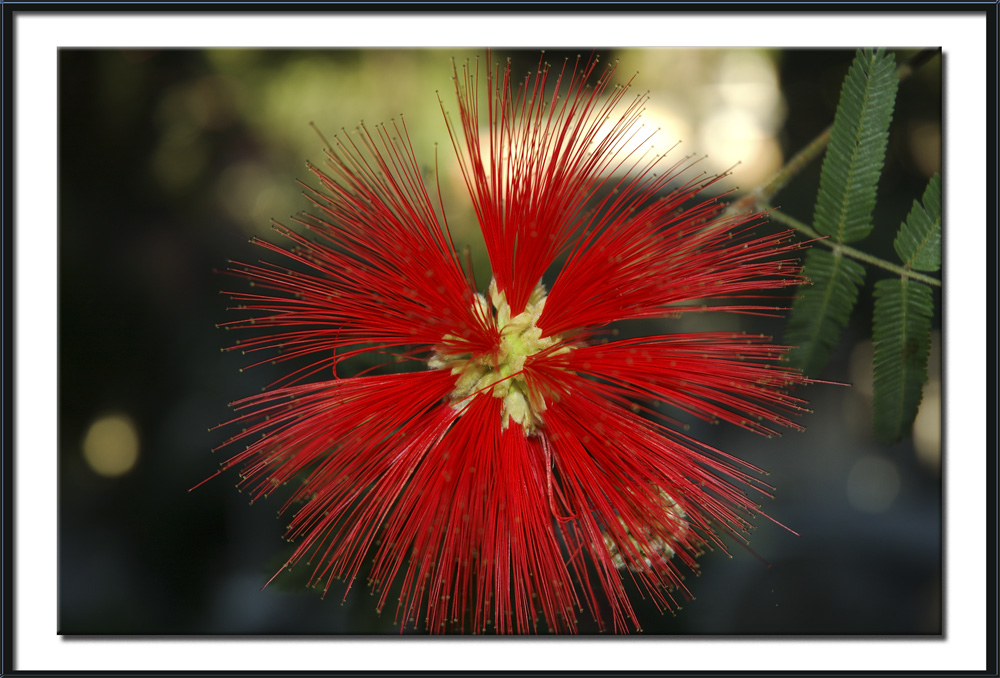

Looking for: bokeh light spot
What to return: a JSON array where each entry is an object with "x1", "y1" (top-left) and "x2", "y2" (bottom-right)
[
  {"x1": 82, "y1": 414, "x2": 140, "y2": 478},
  {"x1": 907, "y1": 120, "x2": 942, "y2": 177},
  {"x1": 913, "y1": 332, "x2": 942, "y2": 474},
  {"x1": 698, "y1": 108, "x2": 783, "y2": 186},
  {"x1": 846, "y1": 455, "x2": 901, "y2": 514},
  {"x1": 913, "y1": 379, "x2": 942, "y2": 474}
]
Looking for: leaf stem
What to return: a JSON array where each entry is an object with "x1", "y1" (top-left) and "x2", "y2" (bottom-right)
[
  {"x1": 760, "y1": 127, "x2": 830, "y2": 200},
  {"x1": 766, "y1": 208, "x2": 942, "y2": 288}
]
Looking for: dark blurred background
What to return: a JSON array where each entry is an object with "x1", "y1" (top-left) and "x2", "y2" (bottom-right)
[{"x1": 58, "y1": 48, "x2": 942, "y2": 635}]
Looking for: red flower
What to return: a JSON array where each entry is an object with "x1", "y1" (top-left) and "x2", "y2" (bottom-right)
[{"x1": 216, "y1": 53, "x2": 809, "y2": 634}]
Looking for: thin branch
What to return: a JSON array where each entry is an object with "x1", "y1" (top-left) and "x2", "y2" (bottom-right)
[{"x1": 767, "y1": 208, "x2": 942, "y2": 289}]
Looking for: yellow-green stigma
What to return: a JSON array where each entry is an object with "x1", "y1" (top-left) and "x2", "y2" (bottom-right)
[{"x1": 430, "y1": 279, "x2": 565, "y2": 435}]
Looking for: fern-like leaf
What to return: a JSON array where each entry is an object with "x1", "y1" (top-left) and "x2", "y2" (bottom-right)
[
  {"x1": 871, "y1": 278, "x2": 934, "y2": 442},
  {"x1": 812, "y1": 48, "x2": 899, "y2": 244},
  {"x1": 785, "y1": 248, "x2": 867, "y2": 377},
  {"x1": 893, "y1": 173, "x2": 942, "y2": 272}
]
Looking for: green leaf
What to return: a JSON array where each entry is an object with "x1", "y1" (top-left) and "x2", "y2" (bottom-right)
[
  {"x1": 785, "y1": 248, "x2": 867, "y2": 377},
  {"x1": 893, "y1": 173, "x2": 942, "y2": 272},
  {"x1": 812, "y1": 48, "x2": 899, "y2": 243},
  {"x1": 871, "y1": 278, "x2": 934, "y2": 442}
]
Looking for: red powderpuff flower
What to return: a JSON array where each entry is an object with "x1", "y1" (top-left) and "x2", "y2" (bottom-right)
[{"x1": 215, "y1": 53, "x2": 810, "y2": 634}]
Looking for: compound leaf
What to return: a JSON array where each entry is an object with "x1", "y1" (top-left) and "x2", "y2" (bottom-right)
[
  {"x1": 893, "y1": 173, "x2": 942, "y2": 272},
  {"x1": 785, "y1": 248, "x2": 867, "y2": 377},
  {"x1": 871, "y1": 278, "x2": 934, "y2": 442},
  {"x1": 813, "y1": 48, "x2": 899, "y2": 244}
]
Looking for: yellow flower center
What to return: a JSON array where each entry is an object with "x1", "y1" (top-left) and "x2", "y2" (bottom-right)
[{"x1": 430, "y1": 279, "x2": 565, "y2": 434}]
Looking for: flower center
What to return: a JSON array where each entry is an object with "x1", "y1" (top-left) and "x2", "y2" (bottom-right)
[{"x1": 430, "y1": 279, "x2": 565, "y2": 434}]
